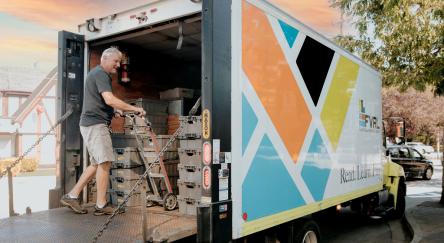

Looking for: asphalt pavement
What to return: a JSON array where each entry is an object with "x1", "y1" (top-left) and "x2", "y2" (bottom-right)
[{"x1": 405, "y1": 157, "x2": 444, "y2": 243}]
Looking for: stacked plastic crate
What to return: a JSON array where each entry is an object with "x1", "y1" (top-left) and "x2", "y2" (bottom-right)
[
  {"x1": 143, "y1": 137, "x2": 179, "y2": 197},
  {"x1": 109, "y1": 147, "x2": 147, "y2": 207},
  {"x1": 177, "y1": 116, "x2": 203, "y2": 215},
  {"x1": 108, "y1": 98, "x2": 179, "y2": 208},
  {"x1": 125, "y1": 98, "x2": 169, "y2": 134},
  {"x1": 109, "y1": 136, "x2": 179, "y2": 207},
  {"x1": 111, "y1": 112, "x2": 153, "y2": 208}
]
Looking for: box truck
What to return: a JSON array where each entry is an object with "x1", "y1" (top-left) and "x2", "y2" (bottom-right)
[{"x1": 0, "y1": 0, "x2": 406, "y2": 242}]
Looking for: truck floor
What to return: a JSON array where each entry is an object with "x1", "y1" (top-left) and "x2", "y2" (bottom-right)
[{"x1": 0, "y1": 205, "x2": 196, "y2": 242}]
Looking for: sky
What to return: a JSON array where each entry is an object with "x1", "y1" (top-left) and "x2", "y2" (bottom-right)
[{"x1": 0, "y1": 0, "x2": 348, "y2": 73}]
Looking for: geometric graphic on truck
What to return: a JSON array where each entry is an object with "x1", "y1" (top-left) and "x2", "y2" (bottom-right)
[
  {"x1": 242, "y1": 135, "x2": 306, "y2": 221},
  {"x1": 320, "y1": 56, "x2": 359, "y2": 150},
  {"x1": 296, "y1": 36, "x2": 335, "y2": 106},
  {"x1": 236, "y1": 0, "x2": 379, "y2": 238},
  {"x1": 242, "y1": 94, "x2": 258, "y2": 155},
  {"x1": 278, "y1": 20, "x2": 299, "y2": 48},
  {"x1": 242, "y1": 1, "x2": 312, "y2": 163},
  {"x1": 301, "y1": 129, "x2": 332, "y2": 201}
]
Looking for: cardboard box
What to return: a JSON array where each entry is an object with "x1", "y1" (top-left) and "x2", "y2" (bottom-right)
[
  {"x1": 110, "y1": 116, "x2": 125, "y2": 133},
  {"x1": 160, "y1": 88, "x2": 194, "y2": 100}
]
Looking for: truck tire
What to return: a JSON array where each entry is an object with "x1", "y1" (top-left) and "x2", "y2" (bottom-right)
[
  {"x1": 293, "y1": 219, "x2": 320, "y2": 243},
  {"x1": 423, "y1": 167, "x2": 433, "y2": 180},
  {"x1": 390, "y1": 178, "x2": 406, "y2": 219}
]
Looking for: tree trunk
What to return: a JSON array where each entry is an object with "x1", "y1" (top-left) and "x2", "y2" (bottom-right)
[{"x1": 441, "y1": 155, "x2": 444, "y2": 204}]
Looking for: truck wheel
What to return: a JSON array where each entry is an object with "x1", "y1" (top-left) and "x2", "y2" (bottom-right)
[
  {"x1": 390, "y1": 178, "x2": 406, "y2": 219},
  {"x1": 163, "y1": 193, "x2": 177, "y2": 211},
  {"x1": 423, "y1": 167, "x2": 433, "y2": 180},
  {"x1": 293, "y1": 220, "x2": 320, "y2": 243}
]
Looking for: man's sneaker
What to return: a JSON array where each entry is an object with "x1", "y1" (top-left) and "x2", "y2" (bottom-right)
[
  {"x1": 60, "y1": 194, "x2": 88, "y2": 214},
  {"x1": 94, "y1": 202, "x2": 124, "y2": 216}
]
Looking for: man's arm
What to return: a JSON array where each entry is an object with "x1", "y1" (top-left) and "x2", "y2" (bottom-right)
[{"x1": 101, "y1": 92, "x2": 146, "y2": 116}]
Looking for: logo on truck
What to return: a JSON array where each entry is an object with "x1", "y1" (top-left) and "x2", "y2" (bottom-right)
[{"x1": 359, "y1": 99, "x2": 380, "y2": 130}]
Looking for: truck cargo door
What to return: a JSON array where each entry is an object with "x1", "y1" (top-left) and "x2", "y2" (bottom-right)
[
  {"x1": 198, "y1": 0, "x2": 232, "y2": 242},
  {"x1": 50, "y1": 31, "x2": 84, "y2": 208}
]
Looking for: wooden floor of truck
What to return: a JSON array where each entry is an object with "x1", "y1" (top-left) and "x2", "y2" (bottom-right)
[{"x1": 0, "y1": 205, "x2": 196, "y2": 242}]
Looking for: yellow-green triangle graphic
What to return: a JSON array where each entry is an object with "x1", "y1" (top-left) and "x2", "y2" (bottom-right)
[{"x1": 321, "y1": 56, "x2": 359, "y2": 150}]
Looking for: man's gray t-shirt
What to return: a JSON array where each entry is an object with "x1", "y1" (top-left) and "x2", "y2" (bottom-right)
[{"x1": 80, "y1": 66, "x2": 114, "y2": 127}]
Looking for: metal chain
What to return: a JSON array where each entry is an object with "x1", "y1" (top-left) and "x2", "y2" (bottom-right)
[
  {"x1": 93, "y1": 123, "x2": 184, "y2": 243},
  {"x1": 93, "y1": 97, "x2": 201, "y2": 243},
  {"x1": 0, "y1": 108, "x2": 74, "y2": 180}
]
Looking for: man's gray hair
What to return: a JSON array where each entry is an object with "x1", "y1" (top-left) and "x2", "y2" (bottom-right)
[{"x1": 101, "y1": 47, "x2": 122, "y2": 62}]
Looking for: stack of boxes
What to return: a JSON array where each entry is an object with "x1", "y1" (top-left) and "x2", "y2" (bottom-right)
[
  {"x1": 109, "y1": 135, "x2": 179, "y2": 207},
  {"x1": 109, "y1": 148, "x2": 147, "y2": 207},
  {"x1": 91, "y1": 95, "x2": 204, "y2": 212},
  {"x1": 125, "y1": 98, "x2": 169, "y2": 134},
  {"x1": 177, "y1": 116, "x2": 203, "y2": 215},
  {"x1": 167, "y1": 115, "x2": 180, "y2": 135}
]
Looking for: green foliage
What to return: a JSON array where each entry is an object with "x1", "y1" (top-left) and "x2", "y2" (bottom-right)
[{"x1": 331, "y1": 0, "x2": 444, "y2": 94}]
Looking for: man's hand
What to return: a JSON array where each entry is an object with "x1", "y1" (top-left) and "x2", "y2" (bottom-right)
[
  {"x1": 134, "y1": 107, "x2": 146, "y2": 117},
  {"x1": 114, "y1": 109, "x2": 123, "y2": 117}
]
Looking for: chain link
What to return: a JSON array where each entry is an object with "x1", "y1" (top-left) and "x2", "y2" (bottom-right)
[
  {"x1": 93, "y1": 123, "x2": 184, "y2": 243},
  {"x1": 0, "y1": 108, "x2": 74, "y2": 180},
  {"x1": 93, "y1": 97, "x2": 200, "y2": 243}
]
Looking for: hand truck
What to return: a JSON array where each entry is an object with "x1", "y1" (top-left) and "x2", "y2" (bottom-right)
[{"x1": 124, "y1": 113, "x2": 177, "y2": 210}]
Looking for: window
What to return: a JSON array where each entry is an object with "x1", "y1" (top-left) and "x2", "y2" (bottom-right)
[
  {"x1": 8, "y1": 97, "x2": 19, "y2": 117},
  {"x1": 411, "y1": 149, "x2": 422, "y2": 159},
  {"x1": 1, "y1": 96, "x2": 7, "y2": 118},
  {"x1": 388, "y1": 148, "x2": 400, "y2": 158},
  {"x1": 399, "y1": 148, "x2": 409, "y2": 158}
]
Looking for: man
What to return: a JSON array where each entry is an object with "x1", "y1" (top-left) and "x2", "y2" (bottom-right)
[{"x1": 60, "y1": 47, "x2": 146, "y2": 215}]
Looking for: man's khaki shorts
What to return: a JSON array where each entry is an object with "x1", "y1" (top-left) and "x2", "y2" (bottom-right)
[{"x1": 80, "y1": 123, "x2": 115, "y2": 165}]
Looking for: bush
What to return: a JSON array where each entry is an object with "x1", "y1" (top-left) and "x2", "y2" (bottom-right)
[
  {"x1": 0, "y1": 158, "x2": 22, "y2": 176},
  {"x1": 20, "y1": 157, "x2": 38, "y2": 172},
  {"x1": 0, "y1": 157, "x2": 38, "y2": 176}
]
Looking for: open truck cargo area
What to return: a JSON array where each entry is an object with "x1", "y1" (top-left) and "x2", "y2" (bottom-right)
[
  {"x1": 0, "y1": 0, "x2": 406, "y2": 242},
  {"x1": 0, "y1": 207, "x2": 196, "y2": 242}
]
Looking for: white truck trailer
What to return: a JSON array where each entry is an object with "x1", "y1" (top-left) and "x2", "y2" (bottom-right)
[{"x1": 0, "y1": 0, "x2": 405, "y2": 242}]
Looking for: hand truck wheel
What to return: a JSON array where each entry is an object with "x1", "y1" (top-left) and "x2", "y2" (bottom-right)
[{"x1": 163, "y1": 193, "x2": 177, "y2": 211}]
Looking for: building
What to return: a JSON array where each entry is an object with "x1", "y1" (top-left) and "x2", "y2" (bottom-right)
[{"x1": 0, "y1": 67, "x2": 57, "y2": 166}]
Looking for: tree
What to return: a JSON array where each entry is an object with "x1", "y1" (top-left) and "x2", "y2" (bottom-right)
[
  {"x1": 330, "y1": 0, "x2": 444, "y2": 203},
  {"x1": 331, "y1": 0, "x2": 443, "y2": 93},
  {"x1": 383, "y1": 88, "x2": 444, "y2": 144}
]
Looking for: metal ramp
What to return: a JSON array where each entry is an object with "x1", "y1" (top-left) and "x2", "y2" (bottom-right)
[{"x1": 0, "y1": 205, "x2": 196, "y2": 242}]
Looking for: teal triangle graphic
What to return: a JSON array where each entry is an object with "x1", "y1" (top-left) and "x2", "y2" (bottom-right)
[
  {"x1": 242, "y1": 94, "x2": 258, "y2": 155},
  {"x1": 242, "y1": 135, "x2": 305, "y2": 221},
  {"x1": 278, "y1": 20, "x2": 299, "y2": 48},
  {"x1": 301, "y1": 129, "x2": 332, "y2": 201}
]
